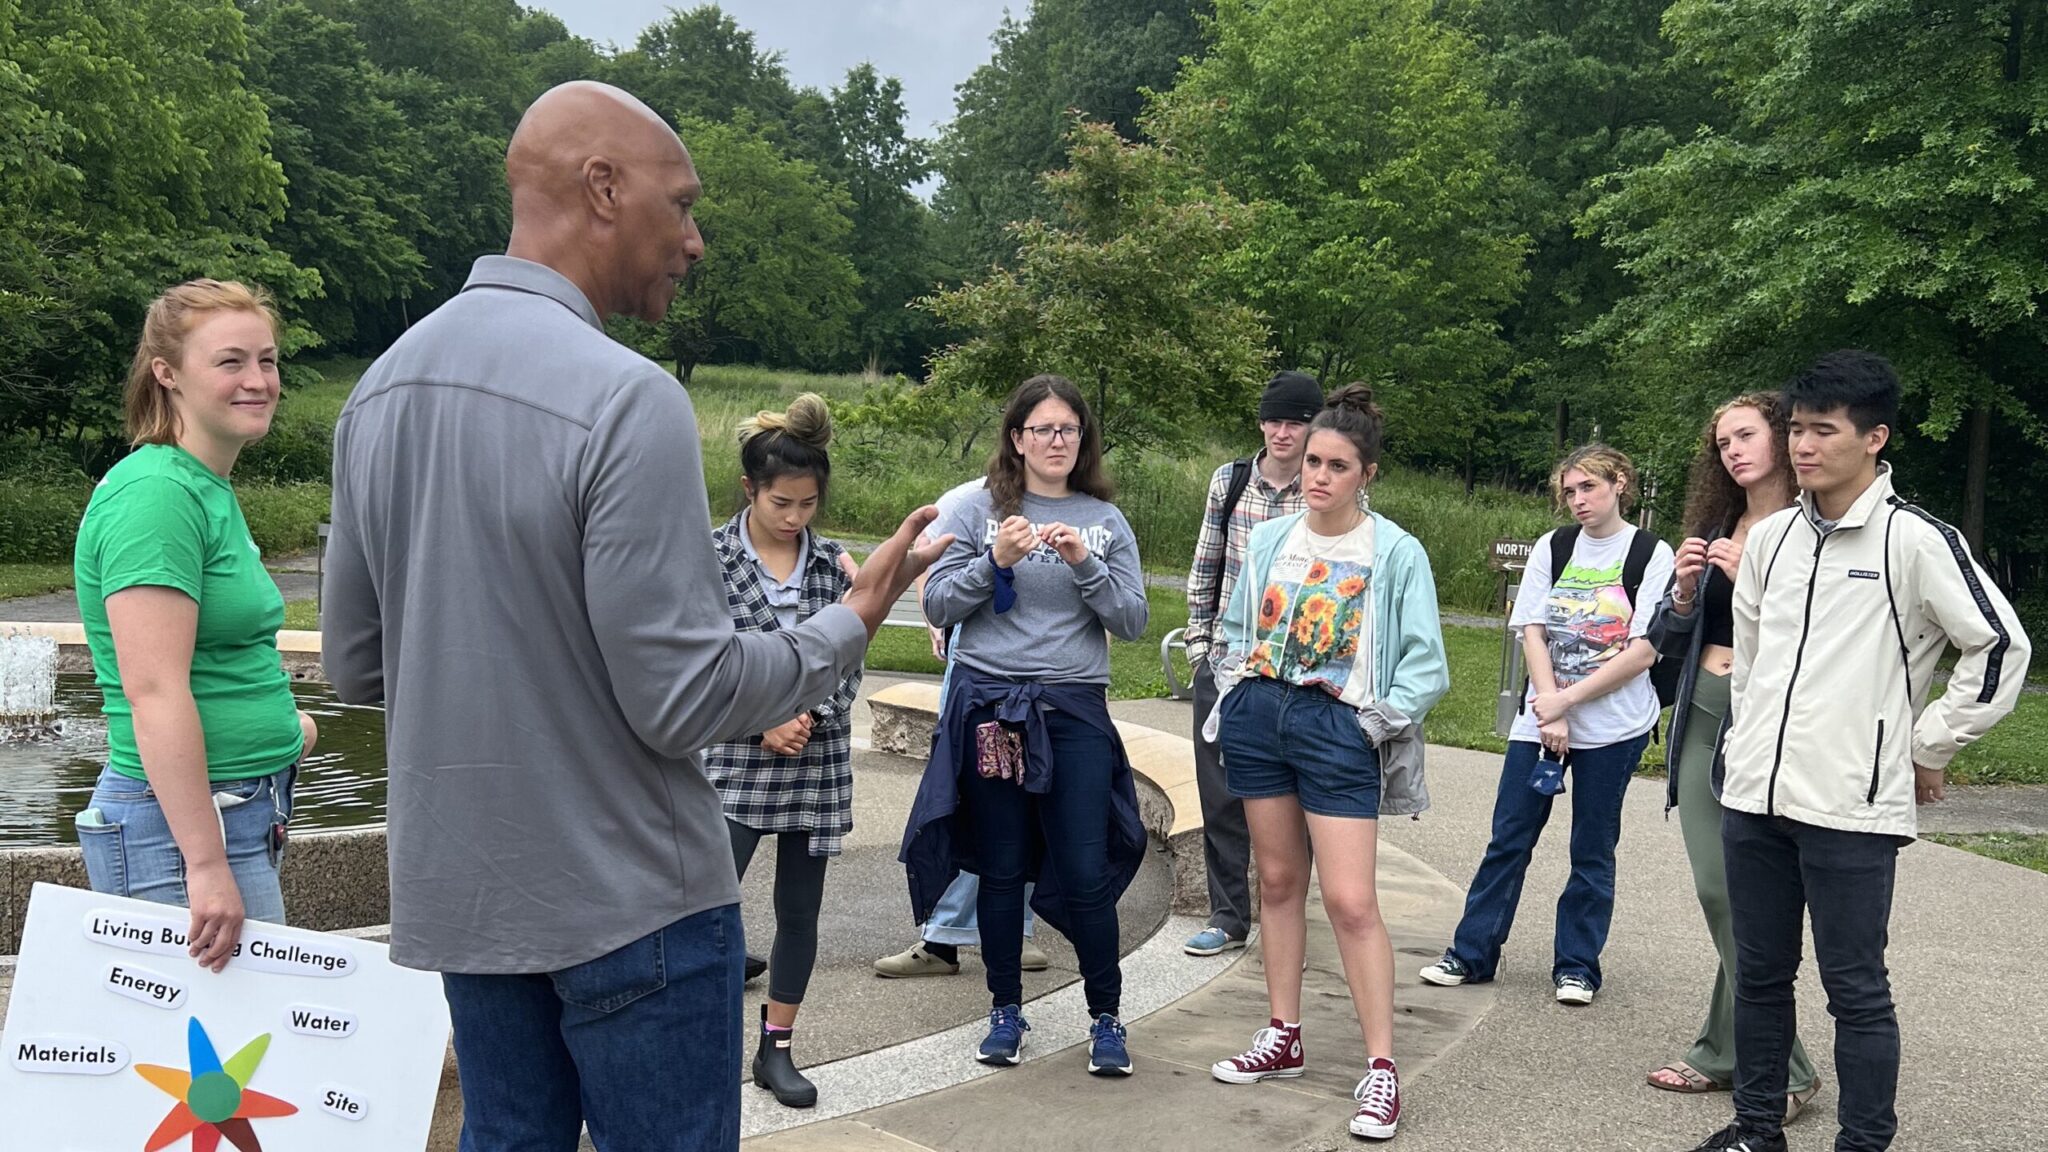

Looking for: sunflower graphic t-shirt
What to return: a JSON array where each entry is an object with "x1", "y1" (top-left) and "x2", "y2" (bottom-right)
[{"x1": 1245, "y1": 517, "x2": 1377, "y2": 707}]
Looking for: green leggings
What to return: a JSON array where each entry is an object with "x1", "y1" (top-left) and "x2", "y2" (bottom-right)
[{"x1": 1676, "y1": 670, "x2": 1818, "y2": 1091}]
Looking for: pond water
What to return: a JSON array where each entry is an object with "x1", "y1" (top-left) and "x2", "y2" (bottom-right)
[{"x1": 0, "y1": 674, "x2": 388, "y2": 848}]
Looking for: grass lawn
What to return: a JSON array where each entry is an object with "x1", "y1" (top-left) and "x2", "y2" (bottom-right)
[
  {"x1": 283, "y1": 599, "x2": 319, "y2": 631},
  {"x1": 0, "y1": 562, "x2": 72, "y2": 600},
  {"x1": 1923, "y1": 832, "x2": 2048, "y2": 875}
]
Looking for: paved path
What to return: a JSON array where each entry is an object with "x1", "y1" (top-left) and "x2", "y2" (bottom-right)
[{"x1": 740, "y1": 696, "x2": 2048, "y2": 1152}]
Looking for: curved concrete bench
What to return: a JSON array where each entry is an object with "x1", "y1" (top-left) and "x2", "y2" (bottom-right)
[{"x1": 866, "y1": 681, "x2": 1211, "y2": 919}]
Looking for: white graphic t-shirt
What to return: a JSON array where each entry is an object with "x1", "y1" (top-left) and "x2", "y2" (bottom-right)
[
  {"x1": 1245, "y1": 517, "x2": 1377, "y2": 708},
  {"x1": 1509, "y1": 525, "x2": 1674, "y2": 749}
]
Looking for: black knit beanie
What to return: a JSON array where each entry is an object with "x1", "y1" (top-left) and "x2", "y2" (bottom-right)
[{"x1": 1258, "y1": 370, "x2": 1324, "y2": 423}]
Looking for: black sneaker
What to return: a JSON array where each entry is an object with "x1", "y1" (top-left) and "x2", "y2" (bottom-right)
[
  {"x1": 1418, "y1": 951, "x2": 1470, "y2": 986},
  {"x1": 1682, "y1": 1123, "x2": 1786, "y2": 1152}
]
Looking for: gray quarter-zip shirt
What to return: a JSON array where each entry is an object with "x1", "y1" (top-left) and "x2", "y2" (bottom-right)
[{"x1": 322, "y1": 256, "x2": 868, "y2": 974}]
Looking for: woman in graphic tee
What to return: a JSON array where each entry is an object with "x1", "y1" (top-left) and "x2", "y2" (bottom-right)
[
  {"x1": 1204, "y1": 385, "x2": 1451, "y2": 1141},
  {"x1": 908, "y1": 374, "x2": 1151, "y2": 1079},
  {"x1": 72, "y1": 280, "x2": 317, "y2": 973},
  {"x1": 1418, "y1": 444, "x2": 1673, "y2": 1006}
]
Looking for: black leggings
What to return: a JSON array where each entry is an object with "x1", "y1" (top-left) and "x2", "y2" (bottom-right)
[{"x1": 727, "y1": 821, "x2": 829, "y2": 1006}]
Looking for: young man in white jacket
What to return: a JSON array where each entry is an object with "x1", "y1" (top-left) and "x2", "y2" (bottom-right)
[{"x1": 1680, "y1": 351, "x2": 2031, "y2": 1152}]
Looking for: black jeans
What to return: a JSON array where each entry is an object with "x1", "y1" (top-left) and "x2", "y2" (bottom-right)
[
  {"x1": 965, "y1": 703, "x2": 1121, "y2": 1017},
  {"x1": 1723, "y1": 808, "x2": 1904, "y2": 1151}
]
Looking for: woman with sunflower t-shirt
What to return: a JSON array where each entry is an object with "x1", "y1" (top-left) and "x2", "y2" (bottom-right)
[{"x1": 1202, "y1": 384, "x2": 1450, "y2": 1141}]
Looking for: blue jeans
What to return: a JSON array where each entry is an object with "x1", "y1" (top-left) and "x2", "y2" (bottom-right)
[
  {"x1": 927, "y1": 630, "x2": 1033, "y2": 946},
  {"x1": 76, "y1": 762, "x2": 296, "y2": 924},
  {"x1": 1218, "y1": 677, "x2": 1383, "y2": 818},
  {"x1": 1724, "y1": 810, "x2": 1903, "y2": 1151},
  {"x1": 965, "y1": 704, "x2": 1120, "y2": 1015},
  {"x1": 922, "y1": 871, "x2": 1035, "y2": 946},
  {"x1": 1448, "y1": 734, "x2": 1649, "y2": 987},
  {"x1": 441, "y1": 904, "x2": 744, "y2": 1152}
]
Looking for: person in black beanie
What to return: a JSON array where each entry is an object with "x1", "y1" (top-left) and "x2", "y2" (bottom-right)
[{"x1": 1181, "y1": 370, "x2": 1324, "y2": 958}]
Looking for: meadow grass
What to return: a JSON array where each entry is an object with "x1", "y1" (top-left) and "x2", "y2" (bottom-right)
[
  {"x1": 1922, "y1": 832, "x2": 2048, "y2": 875},
  {"x1": 0, "y1": 563, "x2": 73, "y2": 600}
]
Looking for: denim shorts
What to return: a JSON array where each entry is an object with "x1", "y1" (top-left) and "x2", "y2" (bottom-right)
[
  {"x1": 75, "y1": 762, "x2": 298, "y2": 924},
  {"x1": 1217, "y1": 677, "x2": 1382, "y2": 819}
]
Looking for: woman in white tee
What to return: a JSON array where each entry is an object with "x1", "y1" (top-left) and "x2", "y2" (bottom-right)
[{"x1": 1418, "y1": 444, "x2": 1673, "y2": 1006}]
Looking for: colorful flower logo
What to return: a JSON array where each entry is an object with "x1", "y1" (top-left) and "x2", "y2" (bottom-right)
[{"x1": 135, "y1": 1018, "x2": 297, "y2": 1151}]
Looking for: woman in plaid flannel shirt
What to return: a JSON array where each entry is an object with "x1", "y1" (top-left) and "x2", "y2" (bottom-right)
[{"x1": 704, "y1": 394, "x2": 863, "y2": 1110}]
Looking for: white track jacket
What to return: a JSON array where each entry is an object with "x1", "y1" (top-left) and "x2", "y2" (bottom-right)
[{"x1": 1724, "y1": 467, "x2": 2031, "y2": 838}]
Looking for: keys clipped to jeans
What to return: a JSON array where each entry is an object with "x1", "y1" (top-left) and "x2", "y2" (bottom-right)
[
  {"x1": 1530, "y1": 747, "x2": 1568, "y2": 796},
  {"x1": 975, "y1": 720, "x2": 1026, "y2": 785}
]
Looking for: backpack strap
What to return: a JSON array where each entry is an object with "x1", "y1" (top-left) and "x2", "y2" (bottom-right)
[
  {"x1": 1520, "y1": 526, "x2": 1583, "y2": 714},
  {"x1": 1620, "y1": 526, "x2": 1658, "y2": 621},
  {"x1": 1200, "y1": 457, "x2": 1257, "y2": 622},
  {"x1": 1548, "y1": 525, "x2": 1581, "y2": 585}
]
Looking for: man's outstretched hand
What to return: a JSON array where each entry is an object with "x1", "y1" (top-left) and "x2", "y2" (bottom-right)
[{"x1": 844, "y1": 506, "x2": 955, "y2": 639}]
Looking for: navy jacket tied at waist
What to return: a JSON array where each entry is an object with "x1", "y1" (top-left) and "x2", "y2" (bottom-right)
[{"x1": 898, "y1": 668, "x2": 1147, "y2": 937}]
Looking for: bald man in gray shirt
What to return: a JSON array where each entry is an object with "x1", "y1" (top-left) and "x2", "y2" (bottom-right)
[{"x1": 322, "y1": 82, "x2": 945, "y2": 1150}]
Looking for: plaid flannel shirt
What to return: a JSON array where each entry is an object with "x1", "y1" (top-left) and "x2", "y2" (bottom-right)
[
  {"x1": 1182, "y1": 451, "x2": 1305, "y2": 666},
  {"x1": 702, "y1": 512, "x2": 862, "y2": 856}
]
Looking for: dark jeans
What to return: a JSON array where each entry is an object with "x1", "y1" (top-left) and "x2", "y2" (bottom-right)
[
  {"x1": 965, "y1": 702, "x2": 1121, "y2": 1017},
  {"x1": 727, "y1": 821, "x2": 828, "y2": 1006},
  {"x1": 1192, "y1": 658, "x2": 1252, "y2": 938},
  {"x1": 441, "y1": 904, "x2": 744, "y2": 1151},
  {"x1": 1724, "y1": 809, "x2": 1904, "y2": 1151},
  {"x1": 1448, "y1": 734, "x2": 1649, "y2": 987}
]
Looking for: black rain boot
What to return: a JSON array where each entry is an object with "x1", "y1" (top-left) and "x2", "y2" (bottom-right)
[{"x1": 752, "y1": 1004, "x2": 817, "y2": 1108}]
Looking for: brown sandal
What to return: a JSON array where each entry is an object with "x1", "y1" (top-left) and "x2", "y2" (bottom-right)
[{"x1": 1647, "y1": 1060, "x2": 1728, "y2": 1094}]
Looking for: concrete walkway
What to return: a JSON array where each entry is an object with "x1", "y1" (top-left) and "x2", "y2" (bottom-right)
[{"x1": 739, "y1": 696, "x2": 2048, "y2": 1152}]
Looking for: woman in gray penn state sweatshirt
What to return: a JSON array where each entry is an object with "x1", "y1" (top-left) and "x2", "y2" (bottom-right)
[{"x1": 912, "y1": 373, "x2": 1150, "y2": 1078}]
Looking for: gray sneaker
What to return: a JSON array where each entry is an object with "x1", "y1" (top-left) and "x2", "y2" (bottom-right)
[
  {"x1": 873, "y1": 943, "x2": 960, "y2": 978},
  {"x1": 1020, "y1": 940, "x2": 1050, "y2": 971}
]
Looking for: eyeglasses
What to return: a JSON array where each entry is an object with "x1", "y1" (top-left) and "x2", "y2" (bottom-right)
[{"x1": 1022, "y1": 424, "x2": 1082, "y2": 444}]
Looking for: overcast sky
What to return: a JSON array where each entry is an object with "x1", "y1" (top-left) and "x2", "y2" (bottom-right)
[{"x1": 536, "y1": 1, "x2": 1016, "y2": 141}]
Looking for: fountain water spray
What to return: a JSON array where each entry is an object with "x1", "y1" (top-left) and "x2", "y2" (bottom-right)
[{"x1": 0, "y1": 627, "x2": 61, "y2": 742}]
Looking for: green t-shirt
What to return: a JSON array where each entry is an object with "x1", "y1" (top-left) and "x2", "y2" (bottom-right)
[{"x1": 74, "y1": 444, "x2": 303, "y2": 781}]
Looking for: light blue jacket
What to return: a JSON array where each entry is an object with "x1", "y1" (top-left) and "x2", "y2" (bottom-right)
[{"x1": 1210, "y1": 510, "x2": 1451, "y2": 815}]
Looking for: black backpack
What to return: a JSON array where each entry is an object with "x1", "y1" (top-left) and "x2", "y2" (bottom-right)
[{"x1": 1523, "y1": 525, "x2": 1680, "y2": 712}]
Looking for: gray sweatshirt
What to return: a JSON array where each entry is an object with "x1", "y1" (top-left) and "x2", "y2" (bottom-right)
[
  {"x1": 322, "y1": 256, "x2": 867, "y2": 974},
  {"x1": 922, "y1": 487, "x2": 1149, "y2": 683}
]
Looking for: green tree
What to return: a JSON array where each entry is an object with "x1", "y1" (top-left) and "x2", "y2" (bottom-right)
[
  {"x1": 1584, "y1": 0, "x2": 2048, "y2": 553},
  {"x1": 243, "y1": 0, "x2": 430, "y2": 349},
  {"x1": 1150, "y1": 0, "x2": 1529, "y2": 481},
  {"x1": 1448, "y1": 0, "x2": 1722, "y2": 476},
  {"x1": 935, "y1": 0, "x2": 1210, "y2": 272},
  {"x1": 0, "y1": 0, "x2": 316, "y2": 459},
  {"x1": 918, "y1": 119, "x2": 1270, "y2": 452},
  {"x1": 827, "y1": 63, "x2": 938, "y2": 374},
  {"x1": 608, "y1": 4, "x2": 841, "y2": 169},
  {"x1": 657, "y1": 117, "x2": 860, "y2": 382}
]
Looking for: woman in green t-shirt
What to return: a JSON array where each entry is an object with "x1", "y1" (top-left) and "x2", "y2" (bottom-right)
[{"x1": 72, "y1": 279, "x2": 316, "y2": 973}]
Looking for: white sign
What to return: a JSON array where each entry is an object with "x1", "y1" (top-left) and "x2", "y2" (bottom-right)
[{"x1": 1, "y1": 884, "x2": 449, "y2": 1151}]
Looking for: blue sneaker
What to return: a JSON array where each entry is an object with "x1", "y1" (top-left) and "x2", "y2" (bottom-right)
[
  {"x1": 1087, "y1": 1013, "x2": 1133, "y2": 1076},
  {"x1": 1183, "y1": 926, "x2": 1247, "y2": 957},
  {"x1": 977, "y1": 1004, "x2": 1029, "y2": 1066}
]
